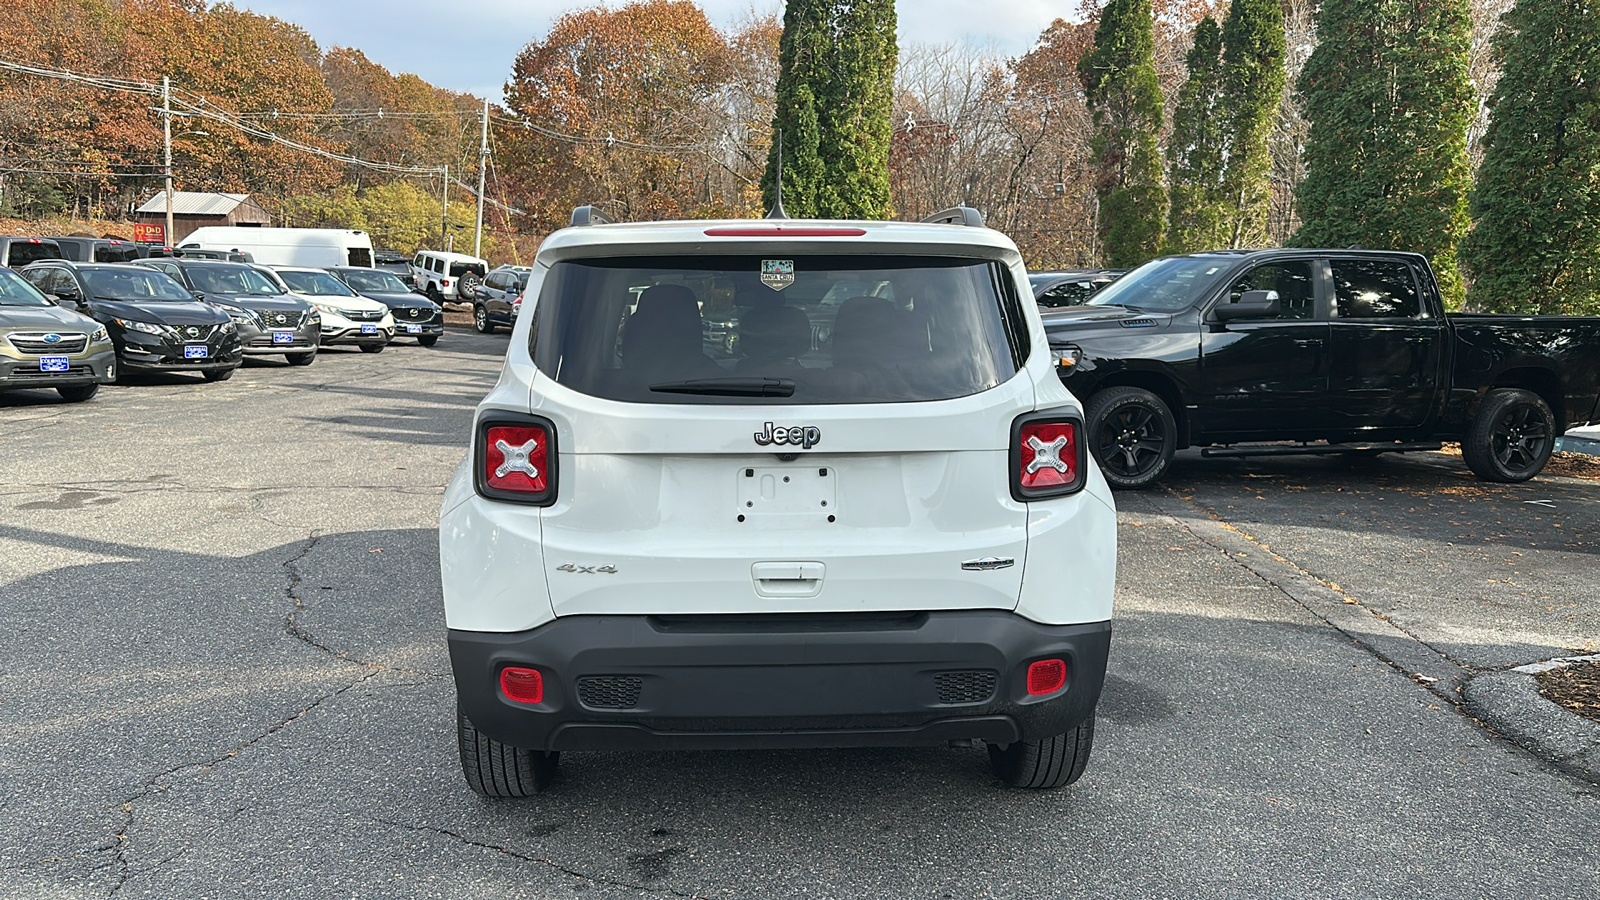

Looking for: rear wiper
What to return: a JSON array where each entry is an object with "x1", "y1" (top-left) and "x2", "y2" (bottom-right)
[{"x1": 649, "y1": 377, "x2": 796, "y2": 397}]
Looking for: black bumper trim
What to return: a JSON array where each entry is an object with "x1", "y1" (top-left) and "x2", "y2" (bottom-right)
[{"x1": 449, "y1": 611, "x2": 1111, "y2": 752}]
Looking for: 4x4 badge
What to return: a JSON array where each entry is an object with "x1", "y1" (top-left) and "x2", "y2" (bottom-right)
[
  {"x1": 556, "y1": 564, "x2": 618, "y2": 574},
  {"x1": 760, "y1": 259, "x2": 794, "y2": 291}
]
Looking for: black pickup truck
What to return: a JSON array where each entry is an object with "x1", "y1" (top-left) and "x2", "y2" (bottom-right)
[{"x1": 1043, "y1": 249, "x2": 1600, "y2": 487}]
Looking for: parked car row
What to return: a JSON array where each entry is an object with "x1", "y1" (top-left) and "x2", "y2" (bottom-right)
[{"x1": 0, "y1": 257, "x2": 445, "y2": 402}]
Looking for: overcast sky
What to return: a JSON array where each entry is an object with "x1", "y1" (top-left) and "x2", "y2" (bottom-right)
[{"x1": 231, "y1": 1, "x2": 1081, "y2": 101}]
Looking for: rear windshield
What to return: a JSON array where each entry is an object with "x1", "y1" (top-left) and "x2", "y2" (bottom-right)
[
  {"x1": 450, "y1": 262, "x2": 486, "y2": 278},
  {"x1": 531, "y1": 255, "x2": 1023, "y2": 405},
  {"x1": 5, "y1": 241, "x2": 64, "y2": 268},
  {"x1": 94, "y1": 244, "x2": 142, "y2": 263}
]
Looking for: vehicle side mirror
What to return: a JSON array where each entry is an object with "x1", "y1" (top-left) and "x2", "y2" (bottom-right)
[
  {"x1": 192, "y1": 291, "x2": 207, "y2": 301},
  {"x1": 51, "y1": 294, "x2": 80, "y2": 309},
  {"x1": 1216, "y1": 289, "x2": 1280, "y2": 320}
]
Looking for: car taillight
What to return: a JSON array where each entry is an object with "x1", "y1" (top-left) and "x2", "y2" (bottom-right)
[
  {"x1": 474, "y1": 414, "x2": 558, "y2": 505},
  {"x1": 441, "y1": 279, "x2": 450, "y2": 287},
  {"x1": 1011, "y1": 412, "x2": 1086, "y2": 501},
  {"x1": 500, "y1": 666, "x2": 544, "y2": 704}
]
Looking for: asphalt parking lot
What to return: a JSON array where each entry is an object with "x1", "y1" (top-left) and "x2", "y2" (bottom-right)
[{"x1": 3, "y1": 331, "x2": 1597, "y2": 899}]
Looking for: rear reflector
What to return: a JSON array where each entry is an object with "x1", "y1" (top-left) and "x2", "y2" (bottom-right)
[
  {"x1": 1011, "y1": 412, "x2": 1086, "y2": 501},
  {"x1": 1027, "y1": 659, "x2": 1066, "y2": 695},
  {"x1": 703, "y1": 226, "x2": 867, "y2": 237},
  {"x1": 500, "y1": 667, "x2": 544, "y2": 704}
]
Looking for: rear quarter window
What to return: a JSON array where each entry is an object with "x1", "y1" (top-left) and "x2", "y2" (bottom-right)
[{"x1": 530, "y1": 254, "x2": 1022, "y2": 405}]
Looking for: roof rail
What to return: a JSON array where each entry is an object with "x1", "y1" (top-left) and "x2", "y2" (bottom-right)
[
  {"x1": 570, "y1": 205, "x2": 614, "y2": 227},
  {"x1": 921, "y1": 206, "x2": 986, "y2": 227}
]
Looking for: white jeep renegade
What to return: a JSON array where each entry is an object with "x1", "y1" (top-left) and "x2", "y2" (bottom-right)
[{"x1": 438, "y1": 207, "x2": 1117, "y2": 796}]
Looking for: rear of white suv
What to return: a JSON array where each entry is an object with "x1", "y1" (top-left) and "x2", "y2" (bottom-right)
[{"x1": 439, "y1": 212, "x2": 1117, "y2": 796}]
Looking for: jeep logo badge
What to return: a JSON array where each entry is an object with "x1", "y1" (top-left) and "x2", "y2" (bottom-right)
[{"x1": 754, "y1": 422, "x2": 821, "y2": 450}]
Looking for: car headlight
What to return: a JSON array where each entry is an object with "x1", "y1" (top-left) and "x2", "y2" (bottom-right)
[
  {"x1": 115, "y1": 318, "x2": 166, "y2": 335},
  {"x1": 221, "y1": 321, "x2": 237, "y2": 334},
  {"x1": 1051, "y1": 346, "x2": 1083, "y2": 369},
  {"x1": 227, "y1": 310, "x2": 253, "y2": 324},
  {"x1": 304, "y1": 309, "x2": 321, "y2": 325},
  {"x1": 90, "y1": 326, "x2": 109, "y2": 343}
]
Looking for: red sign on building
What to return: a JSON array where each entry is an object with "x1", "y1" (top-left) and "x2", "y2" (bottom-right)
[{"x1": 133, "y1": 222, "x2": 165, "y2": 244}]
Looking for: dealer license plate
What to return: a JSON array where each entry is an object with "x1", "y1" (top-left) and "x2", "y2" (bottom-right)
[
  {"x1": 360, "y1": 324, "x2": 378, "y2": 335},
  {"x1": 404, "y1": 324, "x2": 422, "y2": 334},
  {"x1": 271, "y1": 330, "x2": 294, "y2": 344},
  {"x1": 183, "y1": 345, "x2": 209, "y2": 359},
  {"x1": 39, "y1": 356, "x2": 69, "y2": 373}
]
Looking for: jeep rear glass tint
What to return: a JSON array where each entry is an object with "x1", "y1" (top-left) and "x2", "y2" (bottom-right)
[{"x1": 531, "y1": 255, "x2": 1021, "y2": 405}]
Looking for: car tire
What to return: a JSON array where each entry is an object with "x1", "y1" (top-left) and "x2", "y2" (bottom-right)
[
  {"x1": 988, "y1": 716, "x2": 1095, "y2": 789},
  {"x1": 458, "y1": 709, "x2": 558, "y2": 797},
  {"x1": 418, "y1": 335, "x2": 440, "y2": 347},
  {"x1": 474, "y1": 304, "x2": 495, "y2": 334},
  {"x1": 56, "y1": 383, "x2": 98, "y2": 402},
  {"x1": 202, "y1": 367, "x2": 235, "y2": 382},
  {"x1": 427, "y1": 285, "x2": 444, "y2": 306},
  {"x1": 1461, "y1": 387, "x2": 1555, "y2": 483},
  {"x1": 287, "y1": 350, "x2": 316, "y2": 366},
  {"x1": 359, "y1": 342, "x2": 385, "y2": 354},
  {"x1": 1085, "y1": 386, "x2": 1176, "y2": 489}
]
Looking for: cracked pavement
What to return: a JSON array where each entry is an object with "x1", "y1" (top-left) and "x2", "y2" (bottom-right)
[{"x1": 2, "y1": 332, "x2": 1598, "y2": 898}]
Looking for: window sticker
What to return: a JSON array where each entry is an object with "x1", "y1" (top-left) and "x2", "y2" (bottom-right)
[{"x1": 760, "y1": 259, "x2": 795, "y2": 291}]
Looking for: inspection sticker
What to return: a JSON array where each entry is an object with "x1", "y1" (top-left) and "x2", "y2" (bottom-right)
[{"x1": 761, "y1": 259, "x2": 795, "y2": 291}]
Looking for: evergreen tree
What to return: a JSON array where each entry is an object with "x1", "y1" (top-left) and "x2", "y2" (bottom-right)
[
  {"x1": 1292, "y1": 0, "x2": 1475, "y2": 306},
  {"x1": 1166, "y1": 17, "x2": 1226, "y2": 254},
  {"x1": 1460, "y1": 0, "x2": 1600, "y2": 315},
  {"x1": 1079, "y1": 0, "x2": 1167, "y2": 266},
  {"x1": 762, "y1": 0, "x2": 897, "y2": 219},
  {"x1": 1217, "y1": 0, "x2": 1286, "y2": 248}
]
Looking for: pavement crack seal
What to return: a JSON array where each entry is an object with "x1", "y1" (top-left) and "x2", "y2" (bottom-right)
[
  {"x1": 1148, "y1": 489, "x2": 1467, "y2": 704},
  {"x1": 372, "y1": 819, "x2": 704, "y2": 898},
  {"x1": 105, "y1": 672, "x2": 380, "y2": 897}
]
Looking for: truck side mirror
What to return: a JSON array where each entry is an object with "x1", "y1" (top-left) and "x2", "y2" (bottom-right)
[{"x1": 1216, "y1": 289, "x2": 1280, "y2": 320}]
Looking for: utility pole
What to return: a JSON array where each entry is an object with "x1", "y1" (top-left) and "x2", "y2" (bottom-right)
[
  {"x1": 162, "y1": 76, "x2": 173, "y2": 247},
  {"x1": 440, "y1": 164, "x2": 449, "y2": 249},
  {"x1": 473, "y1": 96, "x2": 488, "y2": 259}
]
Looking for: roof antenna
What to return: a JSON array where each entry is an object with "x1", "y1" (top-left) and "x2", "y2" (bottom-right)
[{"x1": 765, "y1": 131, "x2": 788, "y2": 219}]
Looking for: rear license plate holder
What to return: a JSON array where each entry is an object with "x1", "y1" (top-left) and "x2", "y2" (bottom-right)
[{"x1": 737, "y1": 466, "x2": 836, "y2": 517}]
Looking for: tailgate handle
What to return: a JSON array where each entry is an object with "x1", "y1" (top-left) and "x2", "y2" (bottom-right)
[{"x1": 752, "y1": 561, "x2": 825, "y2": 598}]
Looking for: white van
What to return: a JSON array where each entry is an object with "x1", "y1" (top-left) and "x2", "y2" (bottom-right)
[
  {"x1": 411, "y1": 249, "x2": 488, "y2": 303},
  {"x1": 179, "y1": 227, "x2": 374, "y2": 269},
  {"x1": 439, "y1": 207, "x2": 1117, "y2": 796}
]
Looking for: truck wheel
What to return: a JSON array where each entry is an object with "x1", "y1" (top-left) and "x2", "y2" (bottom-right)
[
  {"x1": 988, "y1": 716, "x2": 1094, "y2": 789},
  {"x1": 202, "y1": 367, "x2": 234, "y2": 382},
  {"x1": 1461, "y1": 388, "x2": 1555, "y2": 482},
  {"x1": 1086, "y1": 387, "x2": 1176, "y2": 489},
  {"x1": 458, "y1": 709, "x2": 558, "y2": 797},
  {"x1": 56, "y1": 383, "x2": 98, "y2": 402},
  {"x1": 474, "y1": 304, "x2": 495, "y2": 334}
]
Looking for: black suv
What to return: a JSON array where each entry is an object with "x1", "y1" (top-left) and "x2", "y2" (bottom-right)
[
  {"x1": 464, "y1": 264, "x2": 530, "y2": 333},
  {"x1": 135, "y1": 259, "x2": 320, "y2": 365},
  {"x1": 326, "y1": 266, "x2": 443, "y2": 346},
  {"x1": 19, "y1": 261, "x2": 242, "y2": 382}
]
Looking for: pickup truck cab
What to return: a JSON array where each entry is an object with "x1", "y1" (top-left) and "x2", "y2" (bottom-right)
[
  {"x1": 1045, "y1": 249, "x2": 1600, "y2": 486},
  {"x1": 439, "y1": 207, "x2": 1117, "y2": 796}
]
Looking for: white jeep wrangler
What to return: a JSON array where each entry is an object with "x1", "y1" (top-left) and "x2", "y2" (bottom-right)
[{"x1": 438, "y1": 207, "x2": 1117, "y2": 795}]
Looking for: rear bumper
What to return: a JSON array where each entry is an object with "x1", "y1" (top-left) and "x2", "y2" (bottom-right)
[{"x1": 450, "y1": 611, "x2": 1111, "y2": 752}]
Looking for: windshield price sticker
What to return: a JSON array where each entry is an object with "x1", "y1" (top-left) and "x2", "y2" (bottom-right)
[{"x1": 761, "y1": 259, "x2": 795, "y2": 292}]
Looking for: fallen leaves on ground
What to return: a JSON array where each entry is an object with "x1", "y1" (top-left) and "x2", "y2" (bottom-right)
[{"x1": 1535, "y1": 661, "x2": 1600, "y2": 724}]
